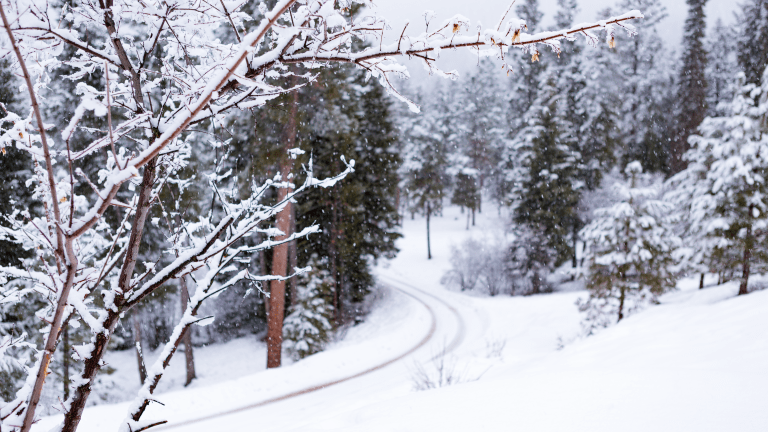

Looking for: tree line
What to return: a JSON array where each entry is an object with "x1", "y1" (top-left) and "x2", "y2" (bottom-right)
[{"x1": 426, "y1": 0, "x2": 768, "y2": 331}]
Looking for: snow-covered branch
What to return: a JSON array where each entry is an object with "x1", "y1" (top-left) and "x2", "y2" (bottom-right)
[{"x1": 0, "y1": 0, "x2": 642, "y2": 430}]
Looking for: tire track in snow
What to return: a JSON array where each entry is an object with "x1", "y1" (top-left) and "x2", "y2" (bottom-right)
[
  {"x1": 379, "y1": 274, "x2": 466, "y2": 357},
  {"x1": 158, "y1": 284, "x2": 438, "y2": 430}
]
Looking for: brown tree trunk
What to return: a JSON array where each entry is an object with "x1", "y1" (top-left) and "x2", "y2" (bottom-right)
[
  {"x1": 63, "y1": 326, "x2": 70, "y2": 400},
  {"x1": 699, "y1": 273, "x2": 705, "y2": 289},
  {"x1": 618, "y1": 286, "x2": 626, "y2": 323},
  {"x1": 132, "y1": 312, "x2": 147, "y2": 385},
  {"x1": 267, "y1": 175, "x2": 291, "y2": 369},
  {"x1": 395, "y1": 187, "x2": 401, "y2": 226},
  {"x1": 288, "y1": 202, "x2": 298, "y2": 308},
  {"x1": 466, "y1": 209, "x2": 470, "y2": 230},
  {"x1": 260, "y1": 232, "x2": 269, "y2": 320},
  {"x1": 62, "y1": 157, "x2": 158, "y2": 432},
  {"x1": 180, "y1": 276, "x2": 196, "y2": 385},
  {"x1": 471, "y1": 207, "x2": 475, "y2": 226},
  {"x1": 739, "y1": 213, "x2": 753, "y2": 296},
  {"x1": 572, "y1": 221, "x2": 578, "y2": 269},
  {"x1": 426, "y1": 202, "x2": 432, "y2": 260},
  {"x1": 61, "y1": 311, "x2": 121, "y2": 432},
  {"x1": 330, "y1": 180, "x2": 344, "y2": 327},
  {"x1": 266, "y1": 87, "x2": 299, "y2": 369}
]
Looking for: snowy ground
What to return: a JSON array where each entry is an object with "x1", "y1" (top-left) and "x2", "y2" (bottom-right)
[{"x1": 33, "y1": 203, "x2": 768, "y2": 431}]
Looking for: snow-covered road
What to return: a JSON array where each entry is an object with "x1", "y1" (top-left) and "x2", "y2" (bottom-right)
[
  {"x1": 153, "y1": 278, "x2": 467, "y2": 432},
  {"x1": 32, "y1": 204, "x2": 768, "y2": 432},
  {"x1": 32, "y1": 264, "x2": 476, "y2": 432}
]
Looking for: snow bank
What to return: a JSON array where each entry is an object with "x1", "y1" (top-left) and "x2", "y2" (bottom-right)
[{"x1": 301, "y1": 284, "x2": 768, "y2": 432}]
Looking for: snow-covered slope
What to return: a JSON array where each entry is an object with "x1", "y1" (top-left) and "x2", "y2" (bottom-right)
[
  {"x1": 309, "y1": 204, "x2": 767, "y2": 432},
  {"x1": 33, "y1": 203, "x2": 768, "y2": 431},
  {"x1": 303, "y1": 282, "x2": 768, "y2": 432}
]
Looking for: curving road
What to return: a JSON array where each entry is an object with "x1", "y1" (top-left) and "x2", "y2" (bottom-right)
[{"x1": 155, "y1": 277, "x2": 468, "y2": 431}]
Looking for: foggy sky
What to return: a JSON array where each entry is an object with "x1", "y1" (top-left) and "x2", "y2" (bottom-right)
[{"x1": 369, "y1": 0, "x2": 739, "y2": 85}]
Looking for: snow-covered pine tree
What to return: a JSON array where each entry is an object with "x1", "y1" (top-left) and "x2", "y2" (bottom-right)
[
  {"x1": 0, "y1": 57, "x2": 41, "y2": 402},
  {"x1": 670, "y1": 0, "x2": 708, "y2": 175},
  {"x1": 450, "y1": 168, "x2": 480, "y2": 229},
  {"x1": 608, "y1": 0, "x2": 676, "y2": 173},
  {"x1": 0, "y1": 58, "x2": 34, "y2": 268},
  {"x1": 459, "y1": 59, "x2": 506, "y2": 203},
  {"x1": 508, "y1": 0, "x2": 546, "y2": 135},
  {"x1": 579, "y1": 161, "x2": 679, "y2": 331},
  {"x1": 511, "y1": 72, "x2": 582, "y2": 270},
  {"x1": 401, "y1": 87, "x2": 452, "y2": 259},
  {"x1": 283, "y1": 255, "x2": 334, "y2": 360},
  {"x1": 706, "y1": 19, "x2": 737, "y2": 116},
  {"x1": 548, "y1": 0, "x2": 620, "y2": 264},
  {"x1": 737, "y1": 0, "x2": 768, "y2": 86},
  {"x1": 672, "y1": 69, "x2": 768, "y2": 296},
  {"x1": 297, "y1": 65, "x2": 402, "y2": 325},
  {"x1": 570, "y1": 45, "x2": 620, "y2": 192}
]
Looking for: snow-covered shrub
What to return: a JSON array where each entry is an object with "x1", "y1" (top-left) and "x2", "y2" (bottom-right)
[
  {"x1": 481, "y1": 246, "x2": 508, "y2": 297},
  {"x1": 410, "y1": 344, "x2": 469, "y2": 391},
  {"x1": 283, "y1": 256, "x2": 334, "y2": 360},
  {"x1": 442, "y1": 237, "x2": 512, "y2": 296},
  {"x1": 507, "y1": 227, "x2": 555, "y2": 295},
  {"x1": 484, "y1": 337, "x2": 507, "y2": 359},
  {"x1": 443, "y1": 233, "x2": 560, "y2": 296},
  {"x1": 441, "y1": 238, "x2": 486, "y2": 292},
  {"x1": 578, "y1": 162, "x2": 680, "y2": 334}
]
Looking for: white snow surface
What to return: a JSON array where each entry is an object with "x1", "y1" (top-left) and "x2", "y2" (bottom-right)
[{"x1": 33, "y1": 203, "x2": 768, "y2": 431}]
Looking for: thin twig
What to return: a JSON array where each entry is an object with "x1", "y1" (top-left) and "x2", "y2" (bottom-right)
[
  {"x1": 105, "y1": 61, "x2": 122, "y2": 170},
  {"x1": 496, "y1": 0, "x2": 517, "y2": 31}
]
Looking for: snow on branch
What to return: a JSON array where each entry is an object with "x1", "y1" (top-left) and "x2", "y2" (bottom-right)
[{"x1": 0, "y1": 0, "x2": 642, "y2": 430}]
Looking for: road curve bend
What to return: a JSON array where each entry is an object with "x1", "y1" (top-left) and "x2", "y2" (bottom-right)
[{"x1": 157, "y1": 283, "x2": 439, "y2": 430}]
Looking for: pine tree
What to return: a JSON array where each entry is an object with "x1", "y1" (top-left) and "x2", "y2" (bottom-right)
[
  {"x1": 401, "y1": 87, "x2": 452, "y2": 260},
  {"x1": 296, "y1": 65, "x2": 401, "y2": 325},
  {"x1": 607, "y1": 0, "x2": 675, "y2": 174},
  {"x1": 459, "y1": 59, "x2": 506, "y2": 195},
  {"x1": 572, "y1": 51, "x2": 620, "y2": 191},
  {"x1": 706, "y1": 19, "x2": 737, "y2": 116},
  {"x1": 450, "y1": 169, "x2": 480, "y2": 229},
  {"x1": 283, "y1": 255, "x2": 334, "y2": 360},
  {"x1": 222, "y1": 60, "x2": 401, "y2": 339},
  {"x1": 579, "y1": 162, "x2": 679, "y2": 332},
  {"x1": 512, "y1": 73, "x2": 582, "y2": 269},
  {"x1": 0, "y1": 58, "x2": 41, "y2": 402},
  {"x1": 0, "y1": 58, "x2": 34, "y2": 267},
  {"x1": 670, "y1": 0, "x2": 708, "y2": 175},
  {"x1": 673, "y1": 70, "x2": 768, "y2": 296},
  {"x1": 508, "y1": 0, "x2": 546, "y2": 131},
  {"x1": 737, "y1": 0, "x2": 768, "y2": 87},
  {"x1": 505, "y1": 0, "x2": 546, "y2": 127},
  {"x1": 549, "y1": 0, "x2": 620, "y2": 261}
]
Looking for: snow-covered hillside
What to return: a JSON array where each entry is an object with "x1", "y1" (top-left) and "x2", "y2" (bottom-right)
[
  {"x1": 308, "y1": 280, "x2": 768, "y2": 432},
  {"x1": 33, "y1": 204, "x2": 768, "y2": 432}
]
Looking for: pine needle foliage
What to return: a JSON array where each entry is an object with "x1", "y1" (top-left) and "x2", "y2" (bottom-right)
[
  {"x1": 579, "y1": 162, "x2": 679, "y2": 331},
  {"x1": 283, "y1": 255, "x2": 334, "y2": 360},
  {"x1": 671, "y1": 70, "x2": 768, "y2": 295},
  {"x1": 512, "y1": 74, "x2": 582, "y2": 267}
]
